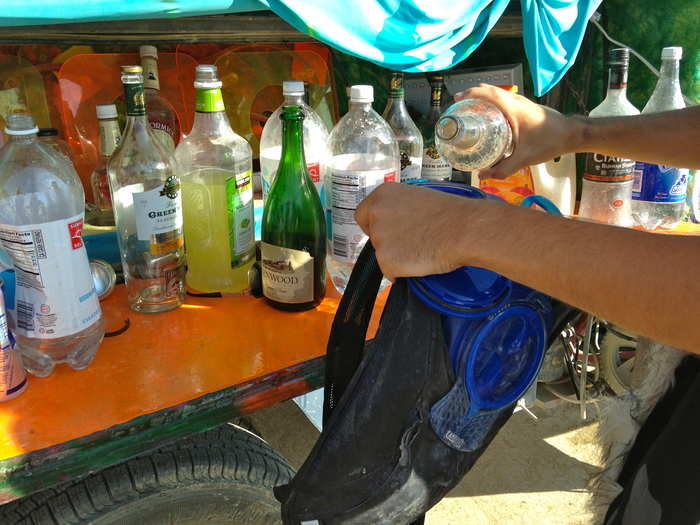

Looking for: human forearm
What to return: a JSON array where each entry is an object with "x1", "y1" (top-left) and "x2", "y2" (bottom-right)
[{"x1": 572, "y1": 106, "x2": 700, "y2": 169}]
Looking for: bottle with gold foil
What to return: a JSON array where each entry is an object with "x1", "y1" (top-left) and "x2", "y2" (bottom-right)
[
  {"x1": 108, "y1": 65, "x2": 186, "y2": 313},
  {"x1": 175, "y1": 65, "x2": 255, "y2": 294},
  {"x1": 139, "y1": 45, "x2": 181, "y2": 154},
  {"x1": 418, "y1": 75, "x2": 452, "y2": 181}
]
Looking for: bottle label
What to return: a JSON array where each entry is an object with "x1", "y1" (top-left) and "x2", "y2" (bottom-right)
[
  {"x1": 133, "y1": 177, "x2": 185, "y2": 255},
  {"x1": 632, "y1": 162, "x2": 689, "y2": 203},
  {"x1": 261, "y1": 242, "x2": 314, "y2": 304},
  {"x1": 99, "y1": 120, "x2": 121, "y2": 157},
  {"x1": 196, "y1": 88, "x2": 225, "y2": 113},
  {"x1": 142, "y1": 56, "x2": 160, "y2": 91},
  {"x1": 331, "y1": 167, "x2": 396, "y2": 263},
  {"x1": 148, "y1": 119, "x2": 176, "y2": 153},
  {"x1": 400, "y1": 154, "x2": 422, "y2": 182},
  {"x1": 609, "y1": 65, "x2": 629, "y2": 89},
  {"x1": 124, "y1": 83, "x2": 146, "y2": 117},
  {"x1": 422, "y1": 147, "x2": 452, "y2": 180},
  {"x1": 226, "y1": 169, "x2": 255, "y2": 261},
  {"x1": 583, "y1": 152, "x2": 636, "y2": 183},
  {"x1": 0, "y1": 214, "x2": 101, "y2": 339}
]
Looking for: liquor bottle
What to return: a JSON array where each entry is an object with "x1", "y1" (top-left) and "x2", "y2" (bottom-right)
[
  {"x1": 427, "y1": 73, "x2": 453, "y2": 112},
  {"x1": 139, "y1": 45, "x2": 180, "y2": 154},
  {"x1": 175, "y1": 65, "x2": 255, "y2": 294},
  {"x1": 419, "y1": 76, "x2": 452, "y2": 181},
  {"x1": 90, "y1": 104, "x2": 121, "y2": 226},
  {"x1": 328, "y1": 85, "x2": 399, "y2": 293},
  {"x1": 0, "y1": 113, "x2": 104, "y2": 377},
  {"x1": 261, "y1": 105, "x2": 326, "y2": 311},
  {"x1": 579, "y1": 48, "x2": 639, "y2": 227},
  {"x1": 108, "y1": 65, "x2": 186, "y2": 313},
  {"x1": 382, "y1": 72, "x2": 423, "y2": 182},
  {"x1": 632, "y1": 47, "x2": 688, "y2": 230}
]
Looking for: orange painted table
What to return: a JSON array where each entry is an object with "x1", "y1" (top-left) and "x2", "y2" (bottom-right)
[{"x1": 0, "y1": 282, "x2": 385, "y2": 504}]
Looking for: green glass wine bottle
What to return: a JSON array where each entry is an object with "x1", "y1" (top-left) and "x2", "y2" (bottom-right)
[{"x1": 261, "y1": 105, "x2": 327, "y2": 311}]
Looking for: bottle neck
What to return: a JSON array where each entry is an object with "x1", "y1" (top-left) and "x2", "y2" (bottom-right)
[
  {"x1": 605, "y1": 63, "x2": 630, "y2": 101},
  {"x1": 659, "y1": 57, "x2": 681, "y2": 86},
  {"x1": 98, "y1": 118, "x2": 121, "y2": 157},
  {"x1": 283, "y1": 93, "x2": 305, "y2": 106},
  {"x1": 141, "y1": 56, "x2": 160, "y2": 91},
  {"x1": 349, "y1": 100, "x2": 372, "y2": 113},
  {"x1": 191, "y1": 86, "x2": 233, "y2": 135},
  {"x1": 123, "y1": 82, "x2": 149, "y2": 133},
  {"x1": 278, "y1": 116, "x2": 306, "y2": 177}
]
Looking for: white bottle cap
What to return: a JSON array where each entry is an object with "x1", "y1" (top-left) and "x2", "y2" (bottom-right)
[
  {"x1": 139, "y1": 45, "x2": 158, "y2": 59},
  {"x1": 283, "y1": 80, "x2": 305, "y2": 96},
  {"x1": 349, "y1": 85, "x2": 374, "y2": 103},
  {"x1": 661, "y1": 46, "x2": 683, "y2": 60},
  {"x1": 96, "y1": 104, "x2": 118, "y2": 120}
]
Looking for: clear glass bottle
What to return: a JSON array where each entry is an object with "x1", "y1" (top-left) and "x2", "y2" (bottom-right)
[
  {"x1": 262, "y1": 105, "x2": 326, "y2": 311},
  {"x1": 175, "y1": 65, "x2": 255, "y2": 294},
  {"x1": 90, "y1": 104, "x2": 121, "y2": 227},
  {"x1": 0, "y1": 113, "x2": 104, "y2": 377},
  {"x1": 435, "y1": 98, "x2": 513, "y2": 171},
  {"x1": 418, "y1": 77, "x2": 452, "y2": 181},
  {"x1": 108, "y1": 65, "x2": 186, "y2": 313},
  {"x1": 632, "y1": 47, "x2": 688, "y2": 230},
  {"x1": 328, "y1": 85, "x2": 399, "y2": 294},
  {"x1": 579, "y1": 48, "x2": 640, "y2": 227},
  {"x1": 140, "y1": 45, "x2": 181, "y2": 154},
  {"x1": 382, "y1": 72, "x2": 423, "y2": 182}
]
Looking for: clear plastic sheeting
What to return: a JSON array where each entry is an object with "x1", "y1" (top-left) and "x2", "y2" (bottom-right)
[{"x1": 1, "y1": 0, "x2": 601, "y2": 95}]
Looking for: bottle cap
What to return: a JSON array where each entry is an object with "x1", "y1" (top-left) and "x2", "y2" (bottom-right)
[
  {"x1": 349, "y1": 85, "x2": 374, "y2": 103},
  {"x1": 194, "y1": 64, "x2": 222, "y2": 89},
  {"x1": 37, "y1": 128, "x2": 59, "y2": 137},
  {"x1": 282, "y1": 80, "x2": 305, "y2": 96},
  {"x1": 121, "y1": 65, "x2": 143, "y2": 74},
  {"x1": 96, "y1": 104, "x2": 118, "y2": 119},
  {"x1": 608, "y1": 48, "x2": 630, "y2": 65},
  {"x1": 661, "y1": 46, "x2": 683, "y2": 60},
  {"x1": 139, "y1": 45, "x2": 158, "y2": 59},
  {"x1": 4, "y1": 113, "x2": 38, "y2": 136}
]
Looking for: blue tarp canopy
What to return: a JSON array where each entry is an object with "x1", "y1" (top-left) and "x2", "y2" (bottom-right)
[{"x1": 0, "y1": 0, "x2": 601, "y2": 95}]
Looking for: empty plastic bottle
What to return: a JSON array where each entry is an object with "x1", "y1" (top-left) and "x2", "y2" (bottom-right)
[
  {"x1": 327, "y1": 85, "x2": 399, "y2": 294},
  {"x1": 0, "y1": 114, "x2": 104, "y2": 377}
]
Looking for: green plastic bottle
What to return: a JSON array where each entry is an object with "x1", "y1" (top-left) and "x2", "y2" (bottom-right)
[{"x1": 261, "y1": 105, "x2": 327, "y2": 311}]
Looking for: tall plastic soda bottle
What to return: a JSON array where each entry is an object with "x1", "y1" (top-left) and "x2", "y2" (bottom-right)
[
  {"x1": 579, "y1": 48, "x2": 639, "y2": 226},
  {"x1": 0, "y1": 114, "x2": 104, "y2": 377},
  {"x1": 175, "y1": 65, "x2": 255, "y2": 294},
  {"x1": 632, "y1": 47, "x2": 688, "y2": 230},
  {"x1": 328, "y1": 85, "x2": 399, "y2": 294},
  {"x1": 260, "y1": 81, "x2": 330, "y2": 228}
]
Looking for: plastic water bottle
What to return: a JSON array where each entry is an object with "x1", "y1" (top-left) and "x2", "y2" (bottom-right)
[
  {"x1": 434, "y1": 98, "x2": 512, "y2": 171},
  {"x1": 0, "y1": 114, "x2": 104, "y2": 377},
  {"x1": 631, "y1": 47, "x2": 688, "y2": 230},
  {"x1": 260, "y1": 80, "x2": 331, "y2": 228},
  {"x1": 327, "y1": 85, "x2": 399, "y2": 294},
  {"x1": 579, "y1": 48, "x2": 639, "y2": 227}
]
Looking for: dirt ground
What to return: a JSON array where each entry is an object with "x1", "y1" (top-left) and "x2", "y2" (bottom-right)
[{"x1": 250, "y1": 398, "x2": 605, "y2": 525}]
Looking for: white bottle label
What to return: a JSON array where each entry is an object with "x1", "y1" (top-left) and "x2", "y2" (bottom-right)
[
  {"x1": 133, "y1": 178, "x2": 184, "y2": 253},
  {"x1": 261, "y1": 242, "x2": 314, "y2": 304},
  {"x1": 400, "y1": 156, "x2": 422, "y2": 182},
  {"x1": 331, "y1": 168, "x2": 397, "y2": 263},
  {"x1": 422, "y1": 147, "x2": 452, "y2": 180},
  {"x1": 0, "y1": 214, "x2": 101, "y2": 339}
]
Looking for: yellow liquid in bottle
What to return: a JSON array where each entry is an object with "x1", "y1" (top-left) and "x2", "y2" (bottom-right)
[{"x1": 181, "y1": 169, "x2": 255, "y2": 294}]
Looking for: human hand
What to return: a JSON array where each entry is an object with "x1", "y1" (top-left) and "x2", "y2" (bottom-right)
[
  {"x1": 355, "y1": 183, "x2": 491, "y2": 280},
  {"x1": 455, "y1": 84, "x2": 584, "y2": 179}
]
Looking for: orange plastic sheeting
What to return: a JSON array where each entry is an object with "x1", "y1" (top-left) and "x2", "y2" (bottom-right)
[{"x1": 0, "y1": 283, "x2": 385, "y2": 461}]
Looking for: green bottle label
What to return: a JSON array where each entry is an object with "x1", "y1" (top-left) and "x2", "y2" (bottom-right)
[
  {"x1": 225, "y1": 169, "x2": 254, "y2": 266},
  {"x1": 389, "y1": 73, "x2": 404, "y2": 98},
  {"x1": 124, "y1": 83, "x2": 146, "y2": 116},
  {"x1": 196, "y1": 88, "x2": 226, "y2": 113}
]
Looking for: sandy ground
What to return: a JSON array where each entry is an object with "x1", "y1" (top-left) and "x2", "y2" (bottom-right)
[{"x1": 250, "y1": 399, "x2": 605, "y2": 525}]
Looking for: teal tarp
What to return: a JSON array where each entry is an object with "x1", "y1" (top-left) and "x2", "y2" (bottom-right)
[{"x1": 0, "y1": 0, "x2": 601, "y2": 95}]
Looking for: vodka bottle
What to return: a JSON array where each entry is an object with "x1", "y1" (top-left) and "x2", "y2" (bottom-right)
[
  {"x1": 579, "y1": 48, "x2": 639, "y2": 226},
  {"x1": 328, "y1": 85, "x2": 399, "y2": 293},
  {"x1": 108, "y1": 65, "x2": 186, "y2": 313},
  {"x1": 175, "y1": 65, "x2": 255, "y2": 294},
  {"x1": 382, "y1": 72, "x2": 423, "y2": 182},
  {"x1": 418, "y1": 77, "x2": 452, "y2": 180},
  {"x1": 262, "y1": 105, "x2": 326, "y2": 311},
  {"x1": 0, "y1": 113, "x2": 104, "y2": 377},
  {"x1": 139, "y1": 45, "x2": 181, "y2": 154},
  {"x1": 90, "y1": 104, "x2": 121, "y2": 226},
  {"x1": 632, "y1": 47, "x2": 688, "y2": 230}
]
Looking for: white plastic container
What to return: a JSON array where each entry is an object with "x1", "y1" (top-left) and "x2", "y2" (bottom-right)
[{"x1": 530, "y1": 154, "x2": 577, "y2": 216}]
